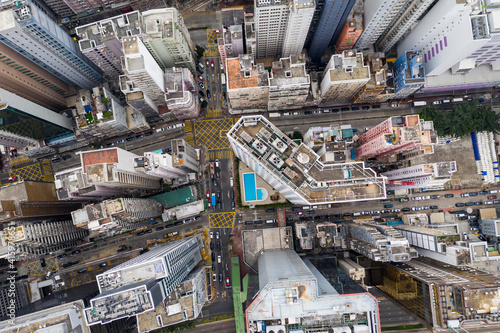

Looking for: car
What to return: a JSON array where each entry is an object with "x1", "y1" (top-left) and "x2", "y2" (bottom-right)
[
  {"x1": 402, "y1": 208, "x2": 411, "y2": 212},
  {"x1": 216, "y1": 232, "x2": 220, "y2": 239},
  {"x1": 206, "y1": 89, "x2": 211, "y2": 98},
  {"x1": 430, "y1": 205, "x2": 438, "y2": 209},
  {"x1": 479, "y1": 191, "x2": 488, "y2": 195},
  {"x1": 197, "y1": 74, "x2": 204, "y2": 81},
  {"x1": 381, "y1": 209, "x2": 390, "y2": 214},
  {"x1": 217, "y1": 255, "x2": 221, "y2": 263},
  {"x1": 106, "y1": 142, "x2": 115, "y2": 147},
  {"x1": 226, "y1": 276, "x2": 230, "y2": 286},
  {"x1": 62, "y1": 154, "x2": 71, "y2": 160},
  {"x1": 245, "y1": 221, "x2": 254, "y2": 225},
  {"x1": 184, "y1": 218, "x2": 192, "y2": 224},
  {"x1": 193, "y1": 215, "x2": 201, "y2": 221},
  {"x1": 455, "y1": 203, "x2": 465, "y2": 207},
  {"x1": 217, "y1": 242, "x2": 221, "y2": 251},
  {"x1": 423, "y1": 196, "x2": 431, "y2": 200},
  {"x1": 126, "y1": 137, "x2": 135, "y2": 141},
  {"x1": 70, "y1": 261, "x2": 79, "y2": 265},
  {"x1": 206, "y1": 190, "x2": 210, "y2": 199},
  {"x1": 485, "y1": 201, "x2": 494, "y2": 205},
  {"x1": 494, "y1": 200, "x2": 500, "y2": 204},
  {"x1": 199, "y1": 90, "x2": 205, "y2": 97},
  {"x1": 211, "y1": 61, "x2": 214, "y2": 70},
  {"x1": 210, "y1": 232, "x2": 213, "y2": 239},
  {"x1": 412, "y1": 196, "x2": 422, "y2": 201},
  {"x1": 307, "y1": 210, "x2": 315, "y2": 214},
  {"x1": 99, "y1": 263, "x2": 107, "y2": 268},
  {"x1": 254, "y1": 220, "x2": 263, "y2": 224},
  {"x1": 166, "y1": 223, "x2": 174, "y2": 228},
  {"x1": 478, "y1": 235, "x2": 486, "y2": 241},
  {"x1": 213, "y1": 274, "x2": 217, "y2": 282},
  {"x1": 421, "y1": 206, "x2": 430, "y2": 210},
  {"x1": 488, "y1": 196, "x2": 497, "y2": 200},
  {"x1": 314, "y1": 215, "x2": 322, "y2": 220},
  {"x1": 430, "y1": 195, "x2": 440, "y2": 199},
  {"x1": 210, "y1": 241, "x2": 214, "y2": 250},
  {"x1": 40, "y1": 258, "x2": 46, "y2": 267},
  {"x1": 433, "y1": 100, "x2": 442, "y2": 105},
  {"x1": 286, "y1": 217, "x2": 294, "y2": 221},
  {"x1": 211, "y1": 252, "x2": 215, "y2": 261},
  {"x1": 222, "y1": 92, "x2": 226, "y2": 100},
  {"x1": 155, "y1": 226, "x2": 164, "y2": 231},
  {"x1": 136, "y1": 231, "x2": 145, "y2": 236},
  {"x1": 489, "y1": 190, "x2": 498, "y2": 194},
  {"x1": 7, "y1": 176, "x2": 16, "y2": 181},
  {"x1": 198, "y1": 82, "x2": 205, "y2": 89},
  {"x1": 231, "y1": 201, "x2": 235, "y2": 210},
  {"x1": 57, "y1": 254, "x2": 66, "y2": 259},
  {"x1": 62, "y1": 263, "x2": 72, "y2": 268},
  {"x1": 461, "y1": 193, "x2": 469, "y2": 197},
  {"x1": 465, "y1": 202, "x2": 475, "y2": 206},
  {"x1": 136, "y1": 134, "x2": 144, "y2": 139},
  {"x1": 206, "y1": 59, "x2": 210, "y2": 67},
  {"x1": 296, "y1": 211, "x2": 303, "y2": 215},
  {"x1": 266, "y1": 208, "x2": 275, "y2": 213},
  {"x1": 174, "y1": 221, "x2": 183, "y2": 226},
  {"x1": 219, "y1": 273, "x2": 223, "y2": 282},
  {"x1": 72, "y1": 250, "x2": 81, "y2": 255},
  {"x1": 392, "y1": 208, "x2": 401, "y2": 213},
  {"x1": 469, "y1": 192, "x2": 478, "y2": 196},
  {"x1": 372, "y1": 105, "x2": 381, "y2": 109},
  {"x1": 475, "y1": 201, "x2": 483, "y2": 205},
  {"x1": 458, "y1": 216, "x2": 468, "y2": 220},
  {"x1": 116, "y1": 139, "x2": 125, "y2": 144},
  {"x1": 145, "y1": 131, "x2": 153, "y2": 136},
  {"x1": 371, "y1": 210, "x2": 381, "y2": 214},
  {"x1": 444, "y1": 194, "x2": 454, "y2": 198}
]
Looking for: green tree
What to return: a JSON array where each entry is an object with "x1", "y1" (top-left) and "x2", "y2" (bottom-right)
[
  {"x1": 292, "y1": 131, "x2": 303, "y2": 140},
  {"x1": 201, "y1": 100, "x2": 208, "y2": 109},
  {"x1": 195, "y1": 44, "x2": 205, "y2": 60}
]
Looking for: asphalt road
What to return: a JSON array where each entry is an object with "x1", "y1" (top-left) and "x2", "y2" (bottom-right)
[{"x1": 188, "y1": 319, "x2": 236, "y2": 333}]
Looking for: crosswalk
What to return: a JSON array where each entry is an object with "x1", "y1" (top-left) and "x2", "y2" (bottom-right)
[
  {"x1": 206, "y1": 109, "x2": 225, "y2": 118},
  {"x1": 208, "y1": 150, "x2": 232, "y2": 160},
  {"x1": 10, "y1": 156, "x2": 30, "y2": 166}
]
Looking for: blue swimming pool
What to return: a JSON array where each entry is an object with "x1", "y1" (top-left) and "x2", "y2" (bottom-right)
[{"x1": 243, "y1": 173, "x2": 267, "y2": 202}]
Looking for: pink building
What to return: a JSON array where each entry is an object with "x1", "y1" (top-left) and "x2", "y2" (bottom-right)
[{"x1": 356, "y1": 115, "x2": 435, "y2": 159}]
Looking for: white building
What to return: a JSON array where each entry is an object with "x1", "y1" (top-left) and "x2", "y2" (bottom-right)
[
  {"x1": 254, "y1": 0, "x2": 290, "y2": 58},
  {"x1": 134, "y1": 151, "x2": 188, "y2": 180},
  {"x1": 320, "y1": 50, "x2": 370, "y2": 103},
  {"x1": 479, "y1": 219, "x2": 500, "y2": 237},
  {"x1": 218, "y1": 25, "x2": 245, "y2": 70},
  {"x1": 227, "y1": 116, "x2": 386, "y2": 205},
  {"x1": 119, "y1": 75, "x2": 160, "y2": 121},
  {"x1": 355, "y1": 0, "x2": 408, "y2": 50},
  {"x1": 85, "y1": 236, "x2": 203, "y2": 326},
  {"x1": 246, "y1": 250, "x2": 380, "y2": 333},
  {"x1": 76, "y1": 11, "x2": 142, "y2": 80},
  {"x1": 282, "y1": 0, "x2": 315, "y2": 57},
  {"x1": 164, "y1": 67, "x2": 199, "y2": 120},
  {"x1": 375, "y1": 0, "x2": 435, "y2": 53},
  {"x1": 141, "y1": 8, "x2": 196, "y2": 75},
  {"x1": 121, "y1": 36, "x2": 166, "y2": 106},
  {"x1": 397, "y1": 0, "x2": 500, "y2": 76},
  {"x1": 383, "y1": 161, "x2": 457, "y2": 190}
]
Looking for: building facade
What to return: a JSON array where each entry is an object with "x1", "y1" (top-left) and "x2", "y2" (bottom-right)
[
  {"x1": 218, "y1": 25, "x2": 245, "y2": 70},
  {"x1": 392, "y1": 51, "x2": 425, "y2": 99},
  {"x1": 383, "y1": 161, "x2": 457, "y2": 190},
  {"x1": 76, "y1": 11, "x2": 142, "y2": 81},
  {"x1": 164, "y1": 67, "x2": 199, "y2": 120},
  {"x1": 119, "y1": 75, "x2": 160, "y2": 121},
  {"x1": 0, "y1": 1, "x2": 103, "y2": 89},
  {"x1": 320, "y1": 50, "x2": 370, "y2": 103},
  {"x1": 84, "y1": 236, "x2": 203, "y2": 326},
  {"x1": 355, "y1": 115, "x2": 435, "y2": 159},
  {"x1": 282, "y1": 0, "x2": 315, "y2": 57},
  {"x1": 351, "y1": 52, "x2": 387, "y2": 103},
  {"x1": 141, "y1": 8, "x2": 196, "y2": 75},
  {"x1": 308, "y1": 0, "x2": 356, "y2": 62},
  {"x1": 254, "y1": 0, "x2": 289, "y2": 58}
]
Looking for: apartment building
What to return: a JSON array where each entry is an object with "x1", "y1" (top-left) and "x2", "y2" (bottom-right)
[
  {"x1": 254, "y1": 0, "x2": 289, "y2": 58},
  {"x1": 383, "y1": 161, "x2": 457, "y2": 190},
  {"x1": 227, "y1": 115, "x2": 386, "y2": 205},
  {"x1": 355, "y1": 115, "x2": 435, "y2": 159},
  {"x1": 119, "y1": 75, "x2": 160, "y2": 121},
  {"x1": 335, "y1": 17, "x2": 363, "y2": 54},
  {"x1": 392, "y1": 50, "x2": 425, "y2": 99},
  {"x1": 320, "y1": 50, "x2": 370, "y2": 103},
  {"x1": 282, "y1": 0, "x2": 315, "y2": 57},
  {"x1": 351, "y1": 52, "x2": 388, "y2": 104},
  {"x1": 141, "y1": 8, "x2": 196, "y2": 75},
  {"x1": 218, "y1": 25, "x2": 245, "y2": 70},
  {"x1": 0, "y1": 1, "x2": 103, "y2": 89},
  {"x1": 76, "y1": 11, "x2": 142, "y2": 81},
  {"x1": 164, "y1": 67, "x2": 199, "y2": 120}
]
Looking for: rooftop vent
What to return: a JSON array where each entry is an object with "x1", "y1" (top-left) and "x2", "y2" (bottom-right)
[
  {"x1": 297, "y1": 153, "x2": 310, "y2": 164},
  {"x1": 285, "y1": 71, "x2": 291, "y2": 77}
]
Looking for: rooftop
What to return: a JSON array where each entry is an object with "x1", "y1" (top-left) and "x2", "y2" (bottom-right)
[
  {"x1": 269, "y1": 55, "x2": 310, "y2": 87},
  {"x1": 142, "y1": 8, "x2": 178, "y2": 40},
  {"x1": 228, "y1": 116, "x2": 386, "y2": 204},
  {"x1": 81, "y1": 149, "x2": 118, "y2": 168},
  {"x1": 326, "y1": 50, "x2": 370, "y2": 82},
  {"x1": 227, "y1": 55, "x2": 269, "y2": 90}
]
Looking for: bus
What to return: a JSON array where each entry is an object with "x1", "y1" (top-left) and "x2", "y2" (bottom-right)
[
  {"x1": 413, "y1": 101, "x2": 427, "y2": 107},
  {"x1": 211, "y1": 193, "x2": 216, "y2": 207},
  {"x1": 269, "y1": 112, "x2": 282, "y2": 118}
]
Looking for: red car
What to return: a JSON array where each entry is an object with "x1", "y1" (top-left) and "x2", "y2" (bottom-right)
[
  {"x1": 206, "y1": 190, "x2": 210, "y2": 199},
  {"x1": 197, "y1": 74, "x2": 204, "y2": 81},
  {"x1": 210, "y1": 61, "x2": 214, "y2": 70},
  {"x1": 7, "y1": 176, "x2": 16, "y2": 182},
  {"x1": 488, "y1": 195, "x2": 497, "y2": 200},
  {"x1": 226, "y1": 276, "x2": 230, "y2": 286}
]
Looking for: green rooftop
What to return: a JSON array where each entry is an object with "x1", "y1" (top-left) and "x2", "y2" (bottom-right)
[{"x1": 150, "y1": 186, "x2": 196, "y2": 208}]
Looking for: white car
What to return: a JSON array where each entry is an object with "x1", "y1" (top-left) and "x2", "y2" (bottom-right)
[
  {"x1": 423, "y1": 196, "x2": 431, "y2": 200},
  {"x1": 216, "y1": 232, "x2": 219, "y2": 239},
  {"x1": 210, "y1": 232, "x2": 213, "y2": 239},
  {"x1": 217, "y1": 255, "x2": 221, "y2": 263}
]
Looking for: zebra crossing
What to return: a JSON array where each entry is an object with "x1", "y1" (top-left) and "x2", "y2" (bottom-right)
[
  {"x1": 206, "y1": 109, "x2": 225, "y2": 118},
  {"x1": 208, "y1": 150, "x2": 232, "y2": 160}
]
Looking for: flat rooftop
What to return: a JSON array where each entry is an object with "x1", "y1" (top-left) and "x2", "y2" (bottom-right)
[
  {"x1": 327, "y1": 51, "x2": 370, "y2": 82},
  {"x1": 228, "y1": 116, "x2": 386, "y2": 204},
  {"x1": 227, "y1": 55, "x2": 269, "y2": 90},
  {"x1": 269, "y1": 56, "x2": 310, "y2": 87}
]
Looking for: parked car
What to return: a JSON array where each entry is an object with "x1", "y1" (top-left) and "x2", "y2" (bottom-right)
[
  {"x1": 226, "y1": 276, "x2": 230, "y2": 286},
  {"x1": 7, "y1": 176, "x2": 16, "y2": 182},
  {"x1": 126, "y1": 137, "x2": 135, "y2": 141},
  {"x1": 217, "y1": 255, "x2": 221, "y2": 263},
  {"x1": 444, "y1": 194, "x2": 454, "y2": 198},
  {"x1": 57, "y1": 254, "x2": 66, "y2": 259},
  {"x1": 116, "y1": 139, "x2": 125, "y2": 144},
  {"x1": 99, "y1": 263, "x2": 107, "y2": 268},
  {"x1": 488, "y1": 195, "x2": 497, "y2": 200},
  {"x1": 72, "y1": 250, "x2": 81, "y2": 255},
  {"x1": 197, "y1": 74, "x2": 204, "y2": 81}
]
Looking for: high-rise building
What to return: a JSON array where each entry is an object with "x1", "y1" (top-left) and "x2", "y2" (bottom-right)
[
  {"x1": 0, "y1": 87, "x2": 73, "y2": 150},
  {"x1": 351, "y1": 52, "x2": 388, "y2": 103},
  {"x1": 246, "y1": 249, "x2": 380, "y2": 333},
  {"x1": 76, "y1": 11, "x2": 142, "y2": 81},
  {"x1": 335, "y1": 17, "x2": 363, "y2": 54},
  {"x1": 72, "y1": 197, "x2": 162, "y2": 235},
  {"x1": 78, "y1": 147, "x2": 162, "y2": 190},
  {"x1": 268, "y1": 55, "x2": 310, "y2": 111},
  {"x1": 227, "y1": 115, "x2": 386, "y2": 205},
  {"x1": 141, "y1": 8, "x2": 196, "y2": 75},
  {"x1": 72, "y1": 86, "x2": 131, "y2": 142},
  {"x1": 282, "y1": 0, "x2": 315, "y2": 57},
  {"x1": 218, "y1": 25, "x2": 245, "y2": 70},
  {"x1": 355, "y1": 115, "x2": 435, "y2": 159},
  {"x1": 320, "y1": 50, "x2": 370, "y2": 103},
  {"x1": 0, "y1": 1, "x2": 103, "y2": 89},
  {"x1": 392, "y1": 50, "x2": 425, "y2": 99},
  {"x1": 254, "y1": 0, "x2": 289, "y2": 58},
  {"x1": 133, "y1": 150, "x2": 189, "y2": 181},
  {"x1": 375, "y1": 0, "x2": 434, "y2": 53},
  {"x1": 226, "y1": 55, "x2": 270, "y2": 113},
  {"x1": 164, "y1": 67, "x2": 199, "y2": 120},
  {"x1": 121, "y1": 36, "x2": 166, "y2": 107},
  {"x1": 244, "y1": 11, "x2": 257, "y2": 59},
  {"x1": 397, "y1": 0, "x2": 500, "y2": 76},
  {"x1": 383, "y1": 161, "x2": 457, "y2": 191},
  {"x1": 0, "y1": 42, "x2": 73, "y2": 111},
  {"x1": 119, "y1": 75, "x2": 160, "y2": 121},
  {"x1": 170, "y1": 139, "x2": 199, "y2": 174},
  {"x1": 308, "y1": 0, "x2": 356, "y2": 62},
  {"x1": 355, "y1": 0, "x2": 407, "y2": 50},
  {"x1": 41, "y1": 0, "x2": 75, "y2": 19},
  {"x1": 5, "y1": 219, "x2": 89, "y2": 256},
  {"x1": 84, "y1": 236, "x2": 203, "y2": 325}
]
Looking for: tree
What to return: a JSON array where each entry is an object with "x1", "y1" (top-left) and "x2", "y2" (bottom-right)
[
  {"x1": 201, "y1": 100, "x2": 208, "y2": 109},
  {"x1": 292, "y1": 131, "x2": 303, "y2": 140},
  {"x1": 195, "y1": 44, "x2": 205, "y2": 60},
  {"x1": 419, "y1": 100, "x2": 500, "y2": 138}
]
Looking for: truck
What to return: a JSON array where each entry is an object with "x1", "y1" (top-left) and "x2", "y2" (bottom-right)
[
  {"x1": 413, "y1": 101, "x2": 427, "y2": 107},
  {"x1": 211, "y1": 193, "x2": 216, "y2": 207},
  {"x1": 452, "y1": 97, "x2": 464, "y2": 102},
  {"x1": 221, "y1": 73, "x2": 226, "y2": 85},
  {"x1": 269, "y1": 112, "x2": 281, "y2": 118}
]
